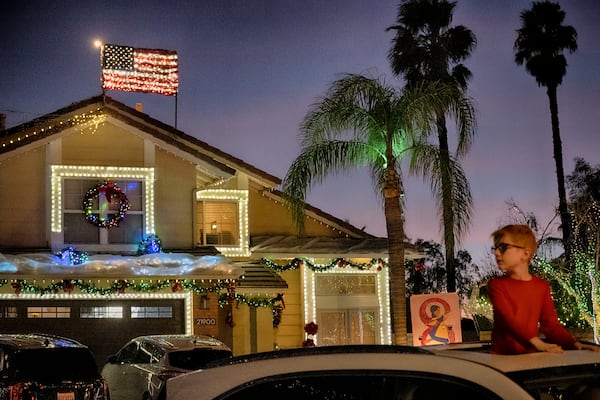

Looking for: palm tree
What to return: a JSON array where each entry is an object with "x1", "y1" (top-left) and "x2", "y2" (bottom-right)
[
  {"x1": 387, "y1": 0, "x2": 477, "y2": 293},
  {"x1": 514, "y1": 0, "x2": 578, "y2": 263},
  {"x1": 282, "y1": 74, "x2": 475, "y2": 345}
]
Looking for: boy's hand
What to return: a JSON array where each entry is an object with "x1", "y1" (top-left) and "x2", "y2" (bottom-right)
[
  {"x1": 530, "y1": 337, "x2": 564, "y2": 353},
  {"x1": 574, "y1": 341, "x2": 600, "y2": 351}
]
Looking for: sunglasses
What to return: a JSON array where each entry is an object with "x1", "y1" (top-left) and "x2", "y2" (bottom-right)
[{"x1": 491, "y1": 242, "x2": 525, "y2": 254}]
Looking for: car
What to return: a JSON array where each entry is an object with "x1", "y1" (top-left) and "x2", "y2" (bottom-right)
[
  {"x1": 0, "y1": 333, "x2": 107, "y2": 400},
  {"x1": 101, "y1": 334, "x2": 232, "y2": 400},
  {"x1": 167, "y1": 343, "x2": 600, "y2": 400}
]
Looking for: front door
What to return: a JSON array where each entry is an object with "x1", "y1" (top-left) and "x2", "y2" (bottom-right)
[{"x1": 318, "y1": 309, "x2": 378, "y2": 345}]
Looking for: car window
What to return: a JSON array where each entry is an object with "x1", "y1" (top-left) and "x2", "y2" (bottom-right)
[
  {"x1": 12, "y1": 348, "x2": 100, "y2": 381},
  {"x1": 140, "y1": 341, "x2": 164, "y2": 364},
  {"x1": 116, "y1": 342, "x2": 139, "y2": 363},
  {"x1": 213, "y1": 371, "x2": 502, "y2": 400},
  {"x1": 168, "y1": 349, "x2": 232, "y2": 370},
  {"x1": 509, "y1": 365, "x2": 600, "y2": 400}
]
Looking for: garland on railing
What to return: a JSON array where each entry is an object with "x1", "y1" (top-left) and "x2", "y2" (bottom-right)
[
  {"x1": 261, "y1": 257, "x2": 387, "y2": 272},
  {"x1": 217, "y1": 292, "x2": 286, "y2": 328}
]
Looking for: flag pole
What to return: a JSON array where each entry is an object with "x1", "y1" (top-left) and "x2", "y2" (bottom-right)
[
  {"x1": 175, "y1": 94, "x2": 178, "y2": 129},
  {"x1": 94, "y1": 40, "x2": 105, "y2": 103}
]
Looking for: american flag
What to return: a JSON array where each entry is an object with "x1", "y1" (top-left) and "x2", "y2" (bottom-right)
[{"x1": 101, "y1": 44, "x2": 179, "y2": 96}]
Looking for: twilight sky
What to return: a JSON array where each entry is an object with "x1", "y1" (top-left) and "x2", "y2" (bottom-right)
[{"x1": 2, "y1": 0, "x2": 599, "y2": 262}]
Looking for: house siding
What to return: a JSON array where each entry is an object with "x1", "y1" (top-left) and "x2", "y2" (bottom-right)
[
  {"x1": 155, "y1": 147, "x2": 196, "y2": 249},
  {"x1": 0, "y1": 146, "x2": 46, "y2": 247}
]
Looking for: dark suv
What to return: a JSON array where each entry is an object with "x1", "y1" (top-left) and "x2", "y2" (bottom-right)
[{"x1": 0, "y1": 333, "x2": 107, "y2": 400}]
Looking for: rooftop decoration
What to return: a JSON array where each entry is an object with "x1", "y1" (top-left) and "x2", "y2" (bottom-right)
[{"x1": 101, "y1": 43, "x2": 179, "y2": 96}]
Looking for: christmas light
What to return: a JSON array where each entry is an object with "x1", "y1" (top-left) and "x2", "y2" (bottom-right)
[
  {"x1": 101, "y1": 44, "x2": 179, "y2": 96},
  {"x1": 51, "y1": 165, "x2": 155, "y2": 234},
  {"x1": 196, "y1": 189, "x2": 250, "y2": 257}
]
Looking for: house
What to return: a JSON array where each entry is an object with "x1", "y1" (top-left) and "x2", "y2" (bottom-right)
[{"x1": 0, "y1": 96, "x2": 421, "y2": 363}]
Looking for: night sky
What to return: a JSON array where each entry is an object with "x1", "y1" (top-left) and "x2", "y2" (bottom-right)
[{"x1": 2, "y1": 0, "x2": 599, "y2": 262}]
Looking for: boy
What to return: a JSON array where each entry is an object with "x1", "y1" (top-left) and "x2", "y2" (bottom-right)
[{"x1": 488, "y1": 224, "x2": 599, "y2": 354}]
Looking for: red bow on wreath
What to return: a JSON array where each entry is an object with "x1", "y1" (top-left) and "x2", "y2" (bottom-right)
[{"x1": 99, "y1": 182, "x2": 118, "y2": 203}]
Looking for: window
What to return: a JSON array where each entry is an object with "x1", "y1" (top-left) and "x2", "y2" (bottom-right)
[
  {"x1": 27, "y1": 307, "x2": 70, "y2": 318},
  {"x1": 80, "y1": 306, "x2": 123, "y2": 318},
  {"x1": 0, "y1": 307, "x2": 17, "y2": 318},
  {"x1": 63, "y1": 179, "x2": 144, "y2": 245},
  {"x1": 318, "y1": 309, "x2": 378, "y2": 345},
  {"x1": 131, "y1": 306, "x2": 173, "y2": 318},
  {"x1": 116, "y1": 342, "x2": 139, "y2": 363},
  {"x1": 197, "y1": 201, "x2": 238, "y2": 246},
  {"x1": 50, "y1": 165, "x2": 156, "y2": 249},
  {"x1": 218, "y1": 372, "x2": 501, "y2": 399},
  {"x1": 313, "y1": 273, "x2": 382, "y2": 345},
  {"x1": 316, "y1": 275, "x2": 377, "y2": 296},
  {"x1": 140, "y1": 342, "x2": 164, "y2": 363},
  {"x1": 195, "y1": 189, "x2": 249, "y2": 257}
]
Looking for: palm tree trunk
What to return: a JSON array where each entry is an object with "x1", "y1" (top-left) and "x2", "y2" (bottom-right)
[
  {"x1": 383, "y1": 165, "x2": 408, "y2": 345},
  {"x1": 437, "y1": 115, "x2": 456, "y2": 292},
  {"x1": 547, "y1": 85, "x2": 572, "y2": 264}
]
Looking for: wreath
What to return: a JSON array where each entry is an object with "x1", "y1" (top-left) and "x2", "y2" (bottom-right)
[{"x1": 83, "y1": 181, "x2": 130, "y2": 228}]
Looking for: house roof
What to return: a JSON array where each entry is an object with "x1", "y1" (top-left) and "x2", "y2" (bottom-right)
[
  {"x1": 235, "y1": 262, "x2": 288, "y2": 289},
  {"x1": 249, "y1": 235, "x2": 422, "y2": 260},
  {"x1": 0, "y1": 95, "x2": 395, "y2": 241}
]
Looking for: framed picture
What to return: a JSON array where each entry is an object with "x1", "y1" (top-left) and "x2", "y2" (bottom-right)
[{"x1": 410, "y1": 292, "x2": 462, "y2": 346}]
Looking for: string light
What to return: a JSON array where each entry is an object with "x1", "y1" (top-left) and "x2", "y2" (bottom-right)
[
  {"x1": 1, "y1": 109, "x2": 105, "y2": 151},
  {"x1": 196, "y1": 189, "x2": 250, "y2": 257},
  {"x1": 51, "y1": 165, "x2": 155, "y2": 234},
  {"x1": 101, "y1": 44, "x2": 179, "y2": 96}
]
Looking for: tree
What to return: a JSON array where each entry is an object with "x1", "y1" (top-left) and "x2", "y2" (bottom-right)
[
  {"x1": 387, "y1": 0, "x2": 477, "y2": 293},
  {"x1": 282, "y1": 73, "x2": 475, "y2": 345},
  {"x1": 407, "y1": 239, "x2": 488, "y2": 301},
  {"x1": 567, "y1": 158, "x2": 600, "y2": 214},
  {"x1": 514, "y1": 0, "x2": 578, "y2": 262}
]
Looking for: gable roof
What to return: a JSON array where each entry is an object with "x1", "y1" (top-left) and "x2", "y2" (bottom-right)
[{"x1": 0, "y1": 95, "x2": 394, "y2": 241}]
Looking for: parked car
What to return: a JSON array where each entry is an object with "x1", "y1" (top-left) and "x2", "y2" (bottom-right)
[
  {"x1": 0, "y1": 333, "x2": 107, "y2": 400},
  {"x1": 167, "y1": 344, "x2": 600, "y2": 400},
  {"x1": 101, "y1": 334, "x2": 232, "y2": 400}
]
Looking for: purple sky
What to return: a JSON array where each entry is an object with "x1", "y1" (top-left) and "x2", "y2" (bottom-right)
[{"x1": 2, "y1": 0, "x2": 599, "y2": 262}]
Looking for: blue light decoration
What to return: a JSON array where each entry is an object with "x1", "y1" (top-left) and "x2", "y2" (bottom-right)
[
  {"x1": 137, "y1": 234, "x2": 163, "y2": 255},
  {"x1": 55, "y1": 247, "x2": 89, "y2": 266}
]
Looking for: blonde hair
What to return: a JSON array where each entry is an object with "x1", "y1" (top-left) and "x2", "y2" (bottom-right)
[{"x1": 491, "y1": 224, "x2": 537, "y2": 253}]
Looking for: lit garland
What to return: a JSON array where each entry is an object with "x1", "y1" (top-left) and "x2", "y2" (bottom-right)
[
  {"x1": 83, "y1": 181, "x2": 130, "y2": 228},
  {"x1": 217, "y1": 292, "x2": 286, "y2": 328},
  {"x1": 261, "y1": 257, "x2": 387, "y2": 272},
  {"x1": 2, "y1": 279, "x2": 231, "y2": 296}
]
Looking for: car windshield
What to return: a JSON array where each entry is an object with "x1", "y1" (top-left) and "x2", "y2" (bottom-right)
[
  {"x1": 12, "y1": 348, "x2": 100, "y2": 381},
  {"x1": 168, "y1": 349, "x2": 232, "y2": 370}
]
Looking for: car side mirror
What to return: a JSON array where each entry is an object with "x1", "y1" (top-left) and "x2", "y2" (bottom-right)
[{"x1": 107, "y1": 355, "x2": 117, "y2": 364}]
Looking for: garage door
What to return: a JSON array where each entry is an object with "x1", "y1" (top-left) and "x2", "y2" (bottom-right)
[{"x1": 0, "y1": 298, "x2": 185, "y2": 367}]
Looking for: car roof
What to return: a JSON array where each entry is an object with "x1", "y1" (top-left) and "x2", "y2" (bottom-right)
[
  {"x1": 168, "y1": 345, "x2": 535, "y2": 400},
  {"x1": 132, "y1": 334, "x2": 231, "y2": 351},
  {"x1": 0, "y1": 333, "x2": 86, "y2": 349},
  {"x1": 430, "y1": 348, "x2": 600, "y2": 372}
]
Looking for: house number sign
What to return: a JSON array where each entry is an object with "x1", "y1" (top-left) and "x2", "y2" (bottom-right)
[{"x1": 195, "y1": 318, "x2": 217, "y2": 325}]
